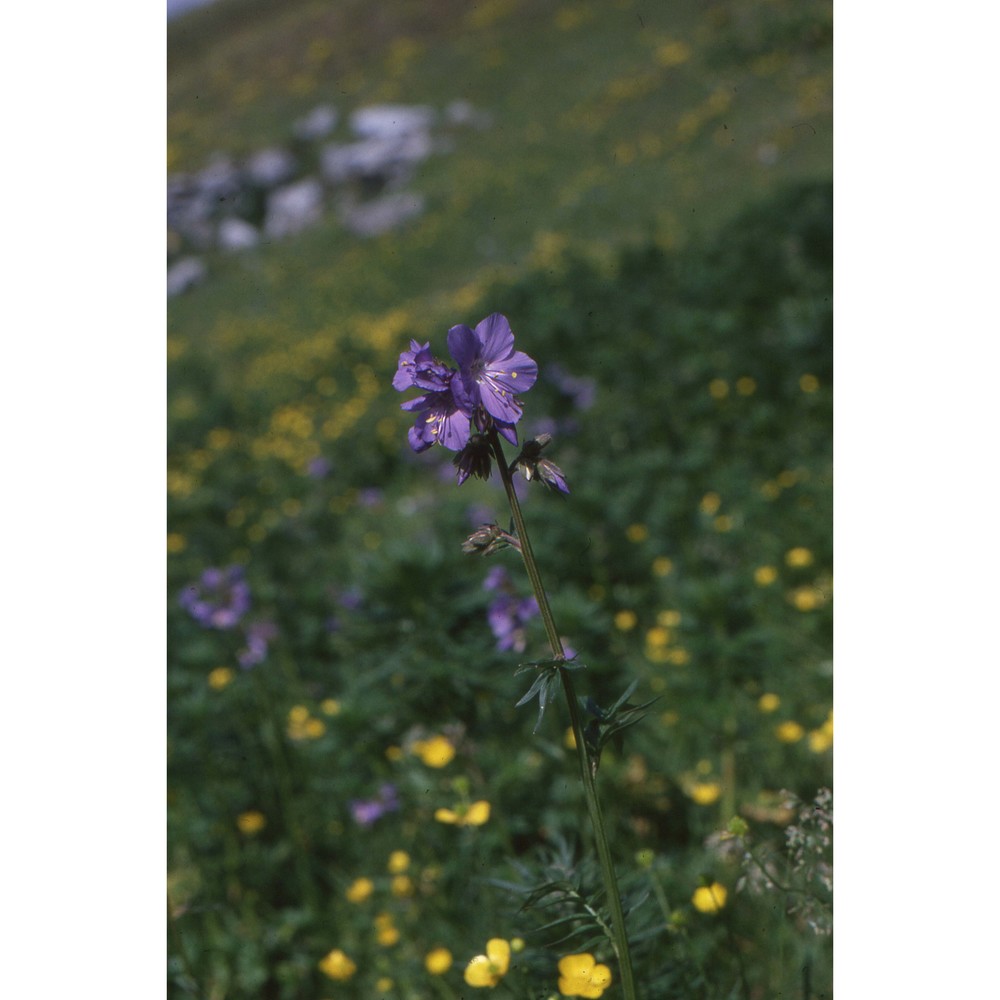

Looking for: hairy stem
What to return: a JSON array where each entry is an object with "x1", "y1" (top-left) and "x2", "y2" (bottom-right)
[{"x1": 490, "y1": 430, "x2": 638, "y2": 1000}]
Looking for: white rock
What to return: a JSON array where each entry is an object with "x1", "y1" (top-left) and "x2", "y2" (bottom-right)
[
  {"x1": 167, "y1": 257, "x2": 207, "y2": 296},
  {"x1": 320, "y1": 133, "x2": 433, "y2": 185},
  {"x1": 264, "y1": 178, "x2": 324, "y2": 238},
  {"x1": 349, "y1": 104, "x2": 436, "y2": 140},
  {"x1": 217, "y1": 217, "x2": 260, "y2": 252},
  {"x1": 245, "y1": 147, "x2": 298, "y2": 189}
]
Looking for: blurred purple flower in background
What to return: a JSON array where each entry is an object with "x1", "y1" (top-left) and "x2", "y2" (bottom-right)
[
  {"x1": 238, "y1": 621, "x2": 278, "y2": 668},
  {"x1": 179, "y1": 565, "x2": 251, "y2": 630},
  {"x1": 350, "y1": 783, "x2": 400, "y2": 827},
  {"x1": 306, "y1": 456, "x2": 332, "y2": 479},
  {"x1": 483, "y1": 566, "x2": 539, "y2": 653},
  {"x1": 547, "y1": 363, "x2": 596, "y2": 411}
]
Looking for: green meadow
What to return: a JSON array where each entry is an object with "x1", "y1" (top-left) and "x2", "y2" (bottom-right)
[{"x1": 168, "y1": 1, "x2": 832, "y2": 996}]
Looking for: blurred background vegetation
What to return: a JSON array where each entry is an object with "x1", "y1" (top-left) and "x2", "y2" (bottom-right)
[{"x1": 168, "y1": 1, "x2": 832, "y2": 997}]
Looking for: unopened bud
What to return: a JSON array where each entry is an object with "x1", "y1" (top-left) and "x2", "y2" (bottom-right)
[
  {"x1": 511, "y1": 435, "x2": 570, "y2": 495},
  {"x1": 462, "y1": 523, "x2": 513, "y2": 556}
]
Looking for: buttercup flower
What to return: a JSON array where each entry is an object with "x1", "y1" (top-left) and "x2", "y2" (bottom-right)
[
  {"x1": 387, "y1": 850, "x2": 410, "y2": 873},
  {"x1": 318, "y1": 948, "x2": 356, "y2": 981},
  {"x1": 425, "y1": 947, "x2": 453, "y2": 975},
  {"x1": 435, "y1": 800, "x2": 491, "y2": 826},
  {"x1": 557, "y1": 953, "x2": 613, "y2": 998},
  {"x1": 412, "y1": 735, "x2": 456, "y2": 768},
  {"x1": 691, "y1": 882, "x2": 728, "y2": 914},
  {"x1": 236, "y1": 810, "x2": 266, "y2": 835},
  {"x1": 464, "y1": 938, "x2": 511, "y2": 987},
  {"x1": 345, "y1": 877, "x2": 374, "y2": 903}
]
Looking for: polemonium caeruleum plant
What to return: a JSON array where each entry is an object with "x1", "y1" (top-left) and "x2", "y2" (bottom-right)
[{"x1": 394, "y1": 313, "x2": 648, "y2": 1000}]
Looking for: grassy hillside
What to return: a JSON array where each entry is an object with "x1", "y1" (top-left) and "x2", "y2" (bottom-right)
[{"x1": 168, "y1": 3, "x2": 832, "y2": 998}]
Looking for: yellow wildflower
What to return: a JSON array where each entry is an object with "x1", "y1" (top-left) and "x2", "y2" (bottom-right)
[
  {"x1": 375, "y1": 977, "x2": 394, "y2": 992},
  {"x1": 435, "y1": 801, "x2": 491, "y2": 826},
  {"x1": 667, "y1": 648, "x2": 690, "y2": 666},
  {"x1": 646, "y1": 626, "x2": 671, "y2": 648},
  {"x1": 692, "y1": 882, "x2": 727, "y2": 914},
  {"x1": 557, "y1": 952, "x2": 613, "y2": 998},
  {"x1": 614, "y1": 610, "x2": 638, "y2": 631},
  {"x1": 208, "y1": 666, "x2": 234, "y2": 691},
  {"x1": 754, "y1": 565, "x2": 778, "y2": 586},
  {"x1": 391, "y1": 875, "x2": 414, "y2": 898},
  {"x1": 320, "y1": 698, "x2": 341, "y2": 716},
  {"x1": 626, "y1": 522, "x2": 649, "y2": 542},
  {"x1": 785, "y1": 547, "x2": 814, "y2": 567},
  {"x1": 304, "y1": 718, "x2": 326, "y2": 739},
  {"x1": 236, "y1": 811, "x2": 266, "y2": 835},
  {"x1": 775, "y1": 721, "x2": 805, "y2": 743},
  {"x1": 387, "y1": 850, "x2": 410, "y2": 873},
  {"x1": 167, "y1": 532, "x2": 186, "y2": 554},
  {"x1": 345, "y1": 877, "x2": 374, "y2": 903},
  {"x1": 657, "y1": 609, "x2": 682, "y2": 627},
  {"x1": 709, "y1": 378, "x2": 729, "y2": 399},
  {"x1": 800, "y1": 373, "x2": 820, "y2": 393},
  {"x1": 425, "y1": 947, "x2": 453, "y2": 974},
  {"x1": 375, "y1": 913, "x2": 400, "y2": 947},
  {"x1": 736, "y1": 376, "x2": 757, "y2": 395},
  {"x1": 699, "y1": 492, "x2": 721, "y2": 516},
  {"x1": 713, "y1": 515, "x2": 734, "y2": 532},
  {"x1": 758, "y1": 693, "x2": 781, "y2": 713},
  {"x1": 790, "y1": 586, "x2": 822, "y2": 611},
  {"x1": 808, "y1": 728, "x2": 833, "y2": 753},
  {"x1": 464, "y1": 938, "x2": 511, "y2": 988},
  {"x1": 413, "y1": 735, "x2": 456, "y2": 768},
  {"x1": 689, "y1": 782, "x2": 721, "y2": 805},
  {"x1": 318, "y1": 948, "x2": 356, "y2": 981},
  {"x1": 652, "y1": 556, "x2": 674, "y2": 576}
]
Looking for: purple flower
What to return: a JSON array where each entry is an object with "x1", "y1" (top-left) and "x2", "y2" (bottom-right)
[
  {"x1": 238, "y1": 621, "x2": 278, "y2": 669},
  {"x1": 307, "y1": 456, "x2": 332, "y2": 479},
  {"x1": 448, "y1": 314, "x2": 538, "y2": 424},
  {"x1": 392, "y1": 316, "x2": 536, "y2": 462},
  {"x1": 392, "y1": 340, "x2": 452, "y2": 393},
  {"x1": 349, "y1": 783, "x2": 400, "y2": 827},
  {"x1": 401, "y1": 388, "x2": 472, "y2": 453},
  {"x1": 179, "y1": 565, "x2": 251, "y2": 630},
  {"x1": 482, "y1": 567, "x2": 538, "y2": 653}
]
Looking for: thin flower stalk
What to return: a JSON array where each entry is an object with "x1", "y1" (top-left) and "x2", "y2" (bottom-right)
[{"x1": 488, "y1": 429, "x2": 638, "y2": 1000}]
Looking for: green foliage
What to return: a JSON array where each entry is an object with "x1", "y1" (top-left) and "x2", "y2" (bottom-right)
[{"x1": 168, "y1": 1, "x2": 831, "y2": 996}]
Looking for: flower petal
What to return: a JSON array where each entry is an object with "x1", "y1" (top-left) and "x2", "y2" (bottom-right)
[
  {"x1": 464, "y1": 955, "x2": 500, "y2": 987},
  {"x1": 446, "y1": 324, "x2": 479, "y2": 368},
  {"x1": 485, "y1": 938, "x2": 510, "y2": 974},
  {"x1": 474, "y1": 313, "x2": 515, "y2": 361}
]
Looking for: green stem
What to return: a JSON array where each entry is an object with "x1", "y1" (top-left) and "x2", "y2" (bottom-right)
[{"x1": 489, "y1": 431, "x2": 638, "y2": 1000}]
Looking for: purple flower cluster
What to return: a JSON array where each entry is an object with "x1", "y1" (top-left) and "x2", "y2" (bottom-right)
[
  {"x1": 179, "y1": 566, "x2": 278, "y2": 668},
  {"x1": 483, "y1": 566, "x2": 539, "y2": 653},
  {"x1": 179, "y1": 566, "x2": 251, "y2": 630},
  {"x1": 393, "y1": 314, "x2": 538, "y2": 458},
  {"x1": 349, "y1": 783, "x2": 400, "y2": 827}
]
